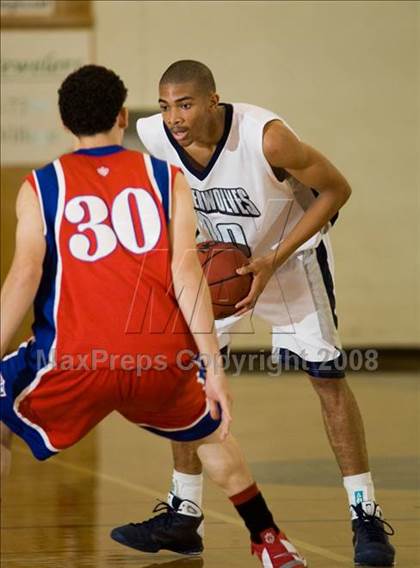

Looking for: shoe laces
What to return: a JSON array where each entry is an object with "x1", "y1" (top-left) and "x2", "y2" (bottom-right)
[
  {"x1": 352, "y1": 503, "x2": 395, "y2": 537},
  {"x1": 130, "y1": 500, "x2": 177, "y2": 530}
]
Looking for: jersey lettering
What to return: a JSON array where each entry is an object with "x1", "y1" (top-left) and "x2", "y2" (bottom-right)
[
  {"x1": 65, "y1": 195, "x2": 117, "y2": 262},
  {"x1": 197, "y1": 212, "x2": 250, "y2": 250},
  {"x1": 192, "y1": 187, "x2": 260, "y2": 217},
  {"x1": 111, "y1": 188, "x2": 161, "y2": 254},
  {"x1": 65, "y1": 188, "x2": 161, "y2": 262}
]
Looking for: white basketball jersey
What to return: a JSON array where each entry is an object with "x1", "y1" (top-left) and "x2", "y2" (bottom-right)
[
  {"x1": 137, "y1": 103, "x2": 342, "y2": 363},
  {"x1": 137, "y1": 103, "x2": 326, "y2": 258}
]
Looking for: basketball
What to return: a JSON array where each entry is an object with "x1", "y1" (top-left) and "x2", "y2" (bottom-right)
[{"x1": 197, "y1": 241, "x2": 253, "y2": 319}]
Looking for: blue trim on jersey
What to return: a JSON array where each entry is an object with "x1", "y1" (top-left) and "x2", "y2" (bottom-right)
[
  {"x1": 142, "y1": 409, "x2": 221, "y2": 442},
  {"x1": 0, "y1": 161, "x2": 63, "y2": 461},
  {"x1": 32, "y1": 163, "x2": 60, "y2": 361},
  {"x1": 315, "y1": 240, "x2": 338, "y2": 328},
  {"x1": 274, "y1": 348, "x2": 346, "y2": 379},
  {"x1": 0, "y1": 345, "x2": 57, "y2": 461},
  {"x1": 150, "y1": 155, "x2": 170, "y2": 223},
  {"x1": 74, "y1": 145, "x2": 124, "y2": 156}
]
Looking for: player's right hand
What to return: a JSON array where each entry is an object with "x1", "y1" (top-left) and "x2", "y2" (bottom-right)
[
  {"x1": 234, "y1": 255, "x2": 275, "y2": 316},
  {"x1": 205, "y1": 370, "x2": 233, "y2": 440}
]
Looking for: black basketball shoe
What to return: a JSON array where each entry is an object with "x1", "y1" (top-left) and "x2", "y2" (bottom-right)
[
  {"x1": 110, "y1": 493, "x2": 204, "y2": 555},
  {"x1": 352, "y1": 502, "x2": 395, "y2": 566}
]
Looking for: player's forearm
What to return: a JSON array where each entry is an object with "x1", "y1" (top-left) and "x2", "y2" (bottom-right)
[
  {"x1": 270, "y1": 184, "x2": 351, "y2": 268},
  {"x1": 172, "y1": 252, "x2": 221, "y2": 365},
  {"x1": 0, "y1": 265, "x2": 41, "y2": 358}
]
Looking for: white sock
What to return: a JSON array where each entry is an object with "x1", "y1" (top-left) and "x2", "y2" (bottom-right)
[
  {"x1": 169, "y1": 470, "x2": 204, "y2": 537},
  {"x1": 170, "y1": 469, "x2": 203, "y2": 506},
  {"x1": 343, "y1": 472, "x2": 376, "y2": 518}
]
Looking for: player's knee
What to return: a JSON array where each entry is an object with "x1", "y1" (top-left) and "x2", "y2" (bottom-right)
[
  {"x1": 210, "y1": 453, "x2": 239, "y2": 488},
  {"x1": 198, "y1": 437, "x2": 243, "y2": 489},
  {"x1": 310, "y1": 377, "x2": 348, "y2": 404}
]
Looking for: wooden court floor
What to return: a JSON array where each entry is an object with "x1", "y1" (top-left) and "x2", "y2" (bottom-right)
[{"x1": 1, "y1": 371, "x2": 419, "y2": 568}]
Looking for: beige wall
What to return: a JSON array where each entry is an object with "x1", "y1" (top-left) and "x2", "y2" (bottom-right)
[
  {"x1": 95, "y1": 0, "x2": 419, "y2": 347},
  {"x1": 1, "y1": 2, "x2": 418, "y2": 349}
]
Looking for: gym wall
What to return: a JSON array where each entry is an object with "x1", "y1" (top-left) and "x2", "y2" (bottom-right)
[
  {"x1": 1, "y1": 1, "x2": 419, "y2": 350},
  {"x1": 94, "y1": 0, "x2": 419, "y2": 348}
]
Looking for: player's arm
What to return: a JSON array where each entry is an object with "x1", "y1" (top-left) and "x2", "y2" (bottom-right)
[
  {"x1": 1, "y1": 181, "x2": 46, "y2": 358},
  {"x1": 263, "y1": 120, "x2": 352, "y2": 263},
  {"x1": 235, "y1": 120, "x2": 351, "y2": 314},
  {"x1": 169, "y1": 171, "x2": 232, "y2": 439}
]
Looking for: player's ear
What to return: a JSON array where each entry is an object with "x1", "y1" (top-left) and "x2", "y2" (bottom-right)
[
  {"x1": 209, "y1": 92, "x2": 220, "y2": 109},
  {"x1": 117, "y1": 107, "x2": 129, "y2": 129}
]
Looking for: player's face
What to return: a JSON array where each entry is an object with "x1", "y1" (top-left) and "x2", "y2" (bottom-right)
[{"x1": 158, "y1": 82, "x2": 217, "y2": 146}]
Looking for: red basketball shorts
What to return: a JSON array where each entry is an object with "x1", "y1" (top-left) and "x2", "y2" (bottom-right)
[{"x1": 0, "y1": 342, "x2": 221, "y2": 460}]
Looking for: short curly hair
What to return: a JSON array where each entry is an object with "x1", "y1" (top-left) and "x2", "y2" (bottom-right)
[{"x1": 58, "y1": 65, "x2": 128, "y2": 136}]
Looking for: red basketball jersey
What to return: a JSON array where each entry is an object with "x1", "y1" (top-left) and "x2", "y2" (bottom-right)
[{"x1": 27, "y1": 145, "x2": 197, "y2": 369}]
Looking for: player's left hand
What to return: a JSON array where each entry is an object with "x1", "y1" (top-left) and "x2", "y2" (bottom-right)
[{"x1": 234, "y1": 256, "x2": 276, "y2": 316}]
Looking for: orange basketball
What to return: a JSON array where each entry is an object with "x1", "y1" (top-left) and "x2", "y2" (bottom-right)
[{"x1": 197, "y1": 241, "x2": 253, "y2": 319}]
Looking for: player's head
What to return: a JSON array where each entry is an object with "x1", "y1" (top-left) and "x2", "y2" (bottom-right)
[
  {"x1": 159, "y1": 60, "x2": 219, "y2": 146},
  {"x1": 160, "y1": 60, "x2": 216, "y2": 93},
  {"x1": 58, "y1": 64, "x2": 128, "y2": 137}
]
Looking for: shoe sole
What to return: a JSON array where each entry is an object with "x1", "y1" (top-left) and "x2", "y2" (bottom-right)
[
  {"x1": 354, "y1": 562, "x2": 397, "y2": 568},
  {"x1": 255, "y1": 551, "x2": 307, "y2": 568},
  {"x1": 110, "y1": 529, "x2": 203, "y2": 556},
  {"x1": 354, "y1": 558, "x2": 395, "y2": 567},
  {"x1": 354, "y1": 542, "x2": 395, "y2": 567}
]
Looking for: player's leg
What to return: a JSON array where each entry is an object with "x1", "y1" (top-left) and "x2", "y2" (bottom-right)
[
  {"x1": 197, "y1": 430, "x2": 307, "y2": 567},
  {"x1": 269, "y1": 238, "x2": 395, "y2": 566},
  {"x1": 1, "y1": 346, "x2": 25, "y2": 479},
  {"x1": 112, "y1": 358, "x2": 306, "y2": 566},
  {"x1": 113, "y1": 426, "x2": 307, "y2": 567},
  {"x1": 170, "y1": 439, "x2": 204, "y2": 530},
  {"x1": 124, "y1": 344, "x2": 232, "y2": 552},
  {"x1": 0, "y1": 422, "x2": 13, "y2": 478},
  {"x1": 172, "y1": 440, "x2": 203, "y2": 475},
  {"x1": 109, "y1": 440, "x2": 215, "y2": 556},
  {"x1": 309, "y1": 375, "x2": 395, "y2": 566},
  {"x1": 310, "y1": 376, "x2": 369, "y2": 475}
]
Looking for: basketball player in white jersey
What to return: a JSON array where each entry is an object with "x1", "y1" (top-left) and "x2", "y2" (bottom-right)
[{"x1": 111, "y1": 61, "x2": 395, "y2": 566}]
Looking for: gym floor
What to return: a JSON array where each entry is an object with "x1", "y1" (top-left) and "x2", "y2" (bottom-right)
[{"x1": 1, "y1": 371, "x2": 419, "y2": 568}]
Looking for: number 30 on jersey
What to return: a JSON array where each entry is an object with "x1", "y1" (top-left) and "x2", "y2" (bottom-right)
[{"x1": 64, "y1": 188, "x2": 162, "y2": 262}]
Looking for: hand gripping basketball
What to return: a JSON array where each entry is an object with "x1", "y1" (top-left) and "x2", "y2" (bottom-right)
[{"x1": 197, "y1": 241, "x2": 253, "y2": 319}]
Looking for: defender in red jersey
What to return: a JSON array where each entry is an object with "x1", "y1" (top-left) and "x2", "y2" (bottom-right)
[{"x1": 1, "y1": 65, "x2": 307, "y2": 568}]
